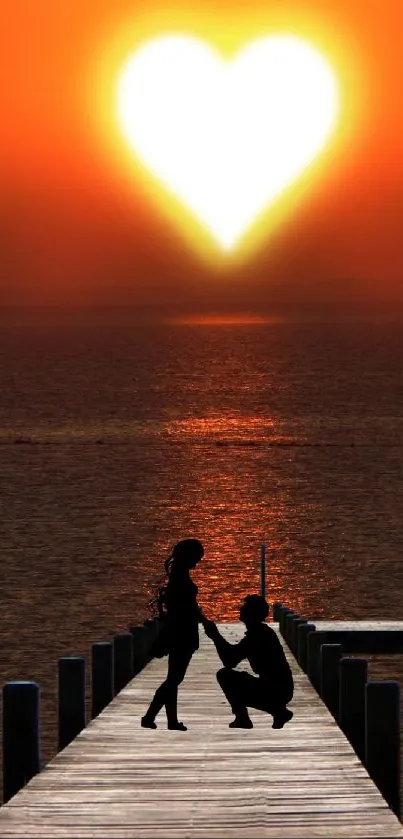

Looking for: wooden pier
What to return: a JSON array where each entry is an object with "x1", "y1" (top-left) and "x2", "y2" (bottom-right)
[{"x1": 0, "y1": 623, "x2": 402, "y2": 838}]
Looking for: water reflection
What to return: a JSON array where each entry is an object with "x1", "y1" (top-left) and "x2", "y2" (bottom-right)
[
  {"x1": 155, "y1": 411, "x2": 337, "y2": 623},
  {"x1": 165, "y1": 414, "x2": 279, "y2": 444}
]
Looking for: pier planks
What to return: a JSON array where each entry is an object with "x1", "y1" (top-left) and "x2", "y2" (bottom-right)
[{"x1": 0, "y1": 623, "x2": 402, "y2": 838}]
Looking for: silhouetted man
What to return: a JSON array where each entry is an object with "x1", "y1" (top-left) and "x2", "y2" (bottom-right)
[{"x1": 203, "y1": 595, "x2": 294, "y2": 729}]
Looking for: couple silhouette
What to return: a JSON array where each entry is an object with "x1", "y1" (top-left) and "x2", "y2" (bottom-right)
[{"x1": 141, "y1": 538, "x2": 294, "y2": 731}]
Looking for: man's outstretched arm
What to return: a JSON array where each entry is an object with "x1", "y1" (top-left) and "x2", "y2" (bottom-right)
[{"x1": 203, "y1": 620, "x2": 247, "y2": 668}]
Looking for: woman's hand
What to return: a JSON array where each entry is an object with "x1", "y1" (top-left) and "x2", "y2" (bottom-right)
[
  {"x1": 198, "y1": 609, "x2": 218, "y2": 638},
  {"x1": 203, "y1": 619, "x2": 218, "y2": 639}
]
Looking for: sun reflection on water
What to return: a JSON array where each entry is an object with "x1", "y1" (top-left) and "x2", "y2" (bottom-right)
[
  {"x1": 154, "y1": 411, "x2": 337, "y2": 622},
  {"x1": 165, "y1": 414, "x2": 300, "y2": 446}
]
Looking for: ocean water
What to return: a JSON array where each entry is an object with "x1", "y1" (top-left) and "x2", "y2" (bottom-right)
[{"x1": 1, "y1": 311, "x2": 403, "y2": 795}]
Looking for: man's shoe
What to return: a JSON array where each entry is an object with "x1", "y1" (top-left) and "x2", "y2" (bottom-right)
[{"x1": 272, "y1": 709, "x2": 293, "y2": 729}]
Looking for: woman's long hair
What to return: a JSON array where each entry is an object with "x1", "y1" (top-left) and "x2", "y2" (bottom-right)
[
  {"x1": 148, "y1": 539, "x2": 203, "y2": 619},
  {"x1": 148, "y1": 551, "x2": 175, "y2": 619}
]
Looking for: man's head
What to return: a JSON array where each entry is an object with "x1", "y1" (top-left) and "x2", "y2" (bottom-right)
[{"x1": 240, "y1": 595, "x2": 270, "y2": 626}]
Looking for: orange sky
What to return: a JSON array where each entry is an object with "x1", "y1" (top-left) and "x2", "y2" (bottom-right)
[{"x1": 2, "y1": 0, "x2": 403, "y2": 315}]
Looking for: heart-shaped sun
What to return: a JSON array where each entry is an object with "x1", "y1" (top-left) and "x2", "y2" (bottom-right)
[{"x1": 117, "y1": 35, "x2": 338, "y2": 250}]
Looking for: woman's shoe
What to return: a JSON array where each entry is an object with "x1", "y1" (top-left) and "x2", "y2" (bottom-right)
[
  {"x1": 168, "y1": 721, "x2": 188, "y2": 730},
  {"x1": 141, "y1": 715, "x2": 157, "y2": 729}
]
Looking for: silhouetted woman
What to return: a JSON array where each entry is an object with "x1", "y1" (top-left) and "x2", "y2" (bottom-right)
[{"x1": 141, "y1": 538, "x2": 205, "y2": 731}]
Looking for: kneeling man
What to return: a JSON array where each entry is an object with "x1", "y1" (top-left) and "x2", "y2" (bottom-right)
[{"x1": 202, "y1": 595, "x2": 294, "y2": 729}]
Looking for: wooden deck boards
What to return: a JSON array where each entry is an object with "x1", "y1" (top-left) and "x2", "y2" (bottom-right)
[
  {"x1": 313, "y1": 621, "x2": 403, "y2": 631},
  {"x1": 0, "y1": 623, "x2": 402, "y2": 838}
]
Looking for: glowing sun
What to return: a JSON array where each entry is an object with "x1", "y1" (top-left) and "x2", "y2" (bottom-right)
[{"x1": 116, "y1": 35, "x2": 339, "y2": 251}]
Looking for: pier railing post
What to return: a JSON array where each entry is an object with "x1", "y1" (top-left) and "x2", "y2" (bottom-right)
[
  {"x1": 339, "y1": 657, "x2": 367, "y2": 763},
  {"x1": 365, "y1": 680, "x2": 400, "y2": 818},
  {"x1": 275, "y1": 604, "x2": 286, "y2": 629},
  {"x1": 297, "y1": 623, "x2": 316, "y2": 671},
  {"x1": 58, "y1": 657, "x2": 85, "y2": 752},
  {"x1": 284, "y1": 612, "x2": 296, "y2": 648},
  {"x1": 91, "y1": 641, "x2": 113, "y2": 719},
  {"x1": 307, "y1": 631, "x2": 329, "y2": 693},
  {"x1": 260, "y1": 544, "x2": 266, "y2": 599},
  {"x1": 3, "y1": 681, "x2": 40, "y2": 804},
  {"x1": 279, "y1": 608, "x2": 294, "y2": 638},
  {"x1": 291, "y1": 618, "x2": 307, "y2": 657},
  {"x1": 272, "y1": 602, "x2": 283, "y2": 622},
  {"x1": 114, "y1": 633, "x2": 134, "y2": 694},
  {"x1": 320, "y1": 644, "x2": 343, "y2": 719},
  {"x1": 284, "y1": 613, "x2": 299, "y2": 648}
]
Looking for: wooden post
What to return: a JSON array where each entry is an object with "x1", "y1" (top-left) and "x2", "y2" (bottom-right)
[
  {"x1": 272, "y1": 602, "x2": 283, "y2": 622},
  {"x1": 130, "y1": 626, "x2": 148, "y2": 675},
  {"x1": 284, "y1": 612, "x2": 299, "y2": 648},
  {"x1": 274, "y1": 604, "x2": 286, "y2": 627},
  {"x1": 58, "y1": 657, "x2": 85, "y2": 752},
  {"x1": 365, "y1": 681, "x2": 400, "y2": 818},
  {"x1": 284, "y1": 612, "x2": 299, "y2": 649},
  {"x1": 260, "y1": 544, "x2": 266, "y2": 599},
  {"x1": 307, "y1": 631, "x2": 329, "y2": 692},
  {"x1": 3, "y1": 681, "x2": 40, "y2": 803},
  {"x1": 291, "y1": 618, "x2": 307, "y2": 656},
  {"x1": 297, "y1": 623, "x2": 316, "y2": 671},
  {"x1": 278, "y1": 607, "x2": 287, "y2": 635},
  {"x1": 284, "y1": 612, "x2": 296, "y2": 647},
  {"x1": 320, "y1": 644, "x2": 343, "y2": 719},
  {"x1": 339, "y1": 657, "x2": 367, "y2": 763},
  {"x1": 114, "y1": 632, "x2": 134, "y2": 693},
  {"x1": 91, "y1": 641, "x2": 113, "y2": 719},
  {"x1": 279, "y1": 608, "x2": 294, "y2": 637}
]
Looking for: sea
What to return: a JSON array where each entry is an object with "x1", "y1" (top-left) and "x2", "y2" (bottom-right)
[{"x1": 1, "y1": 307, "x2": 403, "y2": 802}]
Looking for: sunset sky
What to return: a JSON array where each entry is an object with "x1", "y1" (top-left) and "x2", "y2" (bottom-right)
[{"x1": 2, "y1": 0, "x2": 403, "y2": 316}]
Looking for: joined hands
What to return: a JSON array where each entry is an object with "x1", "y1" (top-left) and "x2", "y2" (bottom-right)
[
  {"x1": 198, "y1": 609, "x2": 218, "y2": 638},
  {"x1": 201, "y1": 617, "x2": 218, "y2": 638}
]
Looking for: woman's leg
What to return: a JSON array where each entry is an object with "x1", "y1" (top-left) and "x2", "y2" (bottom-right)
[
  {"x1": 142, "y1": 648, "x2": 193, "y2": 728},
  {"x1": 142, "y1": 679, "x2": 169, "y2": 726},
  {"x1": 165, "y1": 648, "x2": 194, "y2": 728}
]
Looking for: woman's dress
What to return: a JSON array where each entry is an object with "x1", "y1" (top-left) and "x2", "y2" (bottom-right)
[{"x1": 152, "y1": 573, "x2": 201, "y2": 657}]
